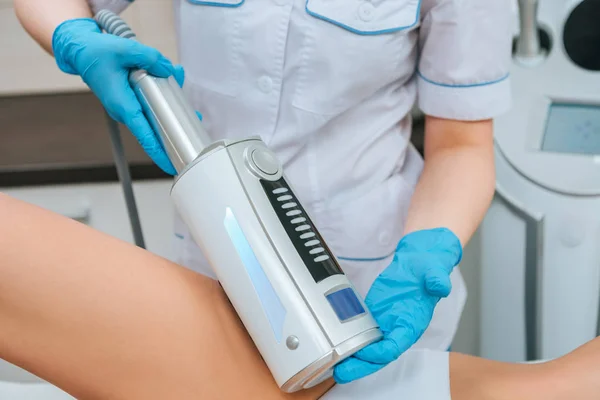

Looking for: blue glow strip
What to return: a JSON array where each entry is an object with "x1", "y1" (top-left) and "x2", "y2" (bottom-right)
[{"x1": 223, "y1": 208, "x2": 287, "y2": 343}]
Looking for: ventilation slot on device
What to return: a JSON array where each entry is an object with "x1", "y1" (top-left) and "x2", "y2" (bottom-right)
[
  {"x1": 260, "y1": 179, "x2": 343, "y2": 283},
  {"x1": 273, "y1": 189, "x2": 328, "y2": 263}
]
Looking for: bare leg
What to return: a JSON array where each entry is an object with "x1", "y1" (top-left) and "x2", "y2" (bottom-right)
[
  {"x1": 1, "y1": 192, "x2": 600, "y2": 400},
  {"x1": 449, "y1": 330, "x2": 600, "y2": 400},
  {"x1": 0, "y1": 193, "x2": 332, "y2": 399}
]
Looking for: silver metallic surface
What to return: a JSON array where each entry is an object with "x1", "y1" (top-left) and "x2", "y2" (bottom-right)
[
  {"x1": 171, "y1": 137, "x2": 257, "y2": 191},
  {"x1": 95, "y1": 9, "x2": 136, "y2": 39},
  {"x1": 96, "y1": 9, "x2": 212, "y2": 174},
  {"x1": 515, "y1": 0, "x2": 542, "y2": 59},
  {"x1": 243, "y1": 145, "x2": 282, "y2": 180},
  {"x1": 281, "y1": 328, "x2": 382, "y2": 392},
  {"x1": 130, "y1": 71, "x2": 212, "y2": 173},
  {"x1": 286, "y1": 336, "x2": 300, "y2": 350},
  {"x1": 251, "y1": 148, "x2": 280, "y2": 175}
]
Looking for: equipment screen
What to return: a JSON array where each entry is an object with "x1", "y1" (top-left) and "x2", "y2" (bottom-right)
[
  {"x1": 542, "y1": 103, "x2": 600, "y2": 155},
  {"x1": 326, "y1": 287, "x2": 366, "y2": 322}
]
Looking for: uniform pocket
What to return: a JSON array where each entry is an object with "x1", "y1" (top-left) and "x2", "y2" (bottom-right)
[
  {"x1": 186, "y1": 0, "x2": 244, "y2": 5},
  {"x1": 176, "y1": 0, "x2": 246, "y2": 97},
  {"x1": 305, "y1": 0, "x2": 420, "y2": 34},
  {"x1": 292, "y1": 0, "x2": 421, "y2": 115}
]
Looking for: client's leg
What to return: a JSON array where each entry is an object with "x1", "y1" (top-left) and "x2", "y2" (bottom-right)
[
  {"x1": 2, "y1": 192, "x2": 600, "y2": 400},
  {"x1": 449, "y1": 338, "x2": 600, "y2": 400},
  {"x1": 0, "y1": 193, "x2": 332, "y2": 400}
]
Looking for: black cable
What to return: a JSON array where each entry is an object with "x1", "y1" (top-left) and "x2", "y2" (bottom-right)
[{"x1": 104, "y1": 111, "x2": 146, "y2": 249}]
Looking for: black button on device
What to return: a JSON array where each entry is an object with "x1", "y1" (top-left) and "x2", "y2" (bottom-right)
[{"x1": 260, "y1": 179, "x2": 343, "y2": 283}]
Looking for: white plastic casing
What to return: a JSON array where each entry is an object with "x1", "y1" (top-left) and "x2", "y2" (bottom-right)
[{"x1": 170, "y1": 138, "x2": 382, "y2": 391}]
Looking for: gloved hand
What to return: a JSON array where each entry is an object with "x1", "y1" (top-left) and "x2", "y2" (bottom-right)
[
  {"x1": 333, "y1": 227, "x2": 463, "y2": 383},
  {"x1": 52, "y1": 18, "x2": 186, "y2": 175}
]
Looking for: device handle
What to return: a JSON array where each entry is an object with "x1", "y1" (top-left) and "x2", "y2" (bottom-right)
[
  {"x1": 94, "y1": 9, "x2": 211, "y2": 173},
  {"x1": 95, "y1": 9, "x2": 138, "y2": 41}
]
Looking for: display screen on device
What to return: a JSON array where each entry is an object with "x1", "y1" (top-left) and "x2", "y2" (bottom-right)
[
  {"x1": 326, "y1": 287, "x2": 365, "y2": 322},
  {"x1": 542, "y1": 103, "x2": 600, "y2": 155}
]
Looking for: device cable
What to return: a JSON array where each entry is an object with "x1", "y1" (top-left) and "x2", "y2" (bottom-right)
[{"x1": 95, "y1": 9, "x2": 146, "y2": 249}]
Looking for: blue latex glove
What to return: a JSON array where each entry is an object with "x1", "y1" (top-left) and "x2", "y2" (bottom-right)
[
  {"x1": 52, "y1": 18, "x2": 186, "y2": 175},
  {"x1": 334, "y1": 227, "x2": 463, "y2": 383}
]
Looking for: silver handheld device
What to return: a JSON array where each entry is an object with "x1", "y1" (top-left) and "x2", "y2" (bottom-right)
[{"x1": 95, "y1": 10, "x2": 383, "y2": 392}]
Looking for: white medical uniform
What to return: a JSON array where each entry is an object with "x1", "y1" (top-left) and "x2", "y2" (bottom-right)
[{"x1": 89, "y1": 0, "x2": 512, "y2": 397}]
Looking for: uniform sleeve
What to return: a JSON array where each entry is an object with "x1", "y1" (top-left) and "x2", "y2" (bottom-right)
[
  {"x1": 417, "y1": 0, "x2": 514, "y2": 121},
  {"x1": 86, "y1": 0, "x2": 135, "y2": 14},
  {"x1": 322, "y1": 350, "x2": 451, "y2": 400}
]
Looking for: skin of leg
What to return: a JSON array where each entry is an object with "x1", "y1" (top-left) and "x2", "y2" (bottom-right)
[
  {"x1": 541, "y1": 336, "x2": 600, "y2": 399},
  {"x1": 449, "y1": 332, "x2": 600, "y2": 400},
  {"x1": 0, "y1": 193, "x2": 333, "y2": 400},
  {"x1": 2, "y1": 192, "x2": 600, "y2": 400},
  {"x1": 449, "y1": 352, "x2": 550, "y2": 400}
]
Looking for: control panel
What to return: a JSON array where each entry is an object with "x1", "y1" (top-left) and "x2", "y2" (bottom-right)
[
  {"x1": 246, "y1": 147, "x2": 281, "y2": 178},
  {"x1": 260, "y1": 178, "x2": 344, "y2": 283}
]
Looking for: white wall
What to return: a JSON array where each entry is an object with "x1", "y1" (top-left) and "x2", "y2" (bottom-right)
[{"x1": 0, "y1": 0, "x2": 178, "y2": 96}]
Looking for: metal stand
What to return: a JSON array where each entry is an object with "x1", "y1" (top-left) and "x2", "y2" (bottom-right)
[{"x1": 104, "y1": 111, "x2": 146, "y2": 249}]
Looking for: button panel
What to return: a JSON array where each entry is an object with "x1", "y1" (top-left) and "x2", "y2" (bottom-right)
[
  {"x1": 251, "y1": 149, "x2": 280, "y2": 175},
  {"x1": 260, "y1": 179, "x2": 344, "y2": 283},
  {"x1": 286, "y1": 335, "x2": 300, "y2": 350}
]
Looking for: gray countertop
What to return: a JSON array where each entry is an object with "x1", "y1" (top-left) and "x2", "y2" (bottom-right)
[
  {"x1": 0, "y1": 92, "x2": 166, "y2": 187},
  {"x1": 0, "y1": 91, "x2": 424, "y2": 187}
]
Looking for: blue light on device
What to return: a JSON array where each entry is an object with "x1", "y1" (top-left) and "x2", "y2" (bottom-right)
[
  {"x1": 223, "y1": 208, "x2": 287, "y2": 343},
  {"x1": 326, "y1": 287, "x2": 365, "y2": 322}
]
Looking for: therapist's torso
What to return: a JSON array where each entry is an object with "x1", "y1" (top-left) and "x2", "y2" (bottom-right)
[{"x1": 169, "y1": 0, "x2": 482, "y2": 351}]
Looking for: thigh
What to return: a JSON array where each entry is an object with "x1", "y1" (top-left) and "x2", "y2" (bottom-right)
[{"x1": 0, "y1": 194, "x2": 332, "y2": 400}]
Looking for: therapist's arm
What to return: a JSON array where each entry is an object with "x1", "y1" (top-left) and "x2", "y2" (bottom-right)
[
  {"x1": 14, "y1": 0, "x2": 93, "y2": 53},
  {"x1": 409, "y1": 0, "x2": 513, "y2": 246},
  {"x1": 402, "y1": 116, "x2": 495, "y2": 246}
]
